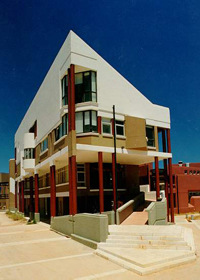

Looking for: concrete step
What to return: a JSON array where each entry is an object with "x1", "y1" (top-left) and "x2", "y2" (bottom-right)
[
  {"x1": 95, "y1": 248, "x2": 196, "y2": 275},
  {"x1": 109, "y1": 230, "x2": 184, "y2": 237},
  {"x1": 106, "y1": 239, "x2": 188, "y2": 246},
  {"x1": 98, "y1": 242, "x2": 191, "y2": 251},
  {"x1": 108, "y1": 234, "x2": 184, "y2": 241}
]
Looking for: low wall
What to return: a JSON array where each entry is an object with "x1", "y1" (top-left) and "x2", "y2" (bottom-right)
[
  {"x1": 51, "y1": 215, "x2": 74, "y2": 236},
  {"x1": 51, "y1": 213, "x2": 108, "y2": 248},
  {"x1": 116, "y1": 192, "x2": 145, "y2": 224},
  {"x1": 102, "y1": 210, "x2": 115, "y2": 225},
  {"x1": 190, "y1": 196, "x2": 200, "y2": 212},
  {"x1": 146, "y1": 198, "x2": 167, "y2": 225}
]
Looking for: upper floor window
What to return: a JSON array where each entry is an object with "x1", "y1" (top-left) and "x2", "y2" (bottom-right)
[
  {"x1": 116, "y1": 120, "x2": 125, "y2": 136},
  {"x1": 41, "y1": 138, "x2": 48, "y2": 153},
  {"x1": 146, "y1": 125, "x2": 155, "y2": 147},
  {"x1": 55, "y1": 114, "x2": 68, "y2": 142},
  {"x1": 61, "y1": 75, "x2": 68, "y2": 106},
  {"x1": 61, "y1": 71, "x2": 97, "y2": 106},
  {"x1": 24, "y1": 148, "x2": 34, "y2": 159},
  {"x1": 102, "y1": 118, "x2": 112, "y2": 135},
  {"x1": 76, "y1": 111, "x2": 97, "y2": 134}
]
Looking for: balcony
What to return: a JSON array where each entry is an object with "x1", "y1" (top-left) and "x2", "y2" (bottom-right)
[
  {"x1": 23, "y1": 133, "x2": 35, "y2": 172},
  {"x1": 23, "y1": 158, "x2": 35, "y2": 172}
]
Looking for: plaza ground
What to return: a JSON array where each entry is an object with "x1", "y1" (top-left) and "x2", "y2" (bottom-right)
[{"x1": 0, "y1": 212, "x2": 199, "y2": 280}]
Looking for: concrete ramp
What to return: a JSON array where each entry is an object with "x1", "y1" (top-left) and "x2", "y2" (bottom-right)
[
  {"x1": 95, "y1": 225, "x2": 196, "y2": 275},
  {"x1": 121, "y1": 212, "x2": 148, "y2": 225}
]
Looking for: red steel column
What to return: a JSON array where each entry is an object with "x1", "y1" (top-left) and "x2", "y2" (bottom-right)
[
  {"x1": 162, "y1": 129, "x2": 170, "y2": 221},
  {"x1": 35, "y1": 174, "x2": 39, "y2": 213},
  {"x1": 112, "y1": 153, "x2": 117, "y2": 212},
  {"x1": 19, "y1": 182, "x2": 21, "y2": 212},
  {"x1": 21, "y1": 181, "x2": 24, "y2": 213},
  {"x1": 97, "y1": 116, "x2": 102, "y2": 134},
  {"x1": 155, "y1": 157, "x2": 160, "y2": 200},
  {"x1": 50, "y1": 165, "x2": 56, "y2": 217},
  {"x1": 98, "y1": 152, "x2": 104, "y2": 213},
  {"x1": 15, "y1": 182, "x2": 17, "y2": 209},
  {"x1": 68, "y1": 64, "x2": 77, "y2": 215},
  {"x1": 167, "y1": 129, "x2": 175, "y2": 223},
  {"x1": 30, "y1": 177, "x2": 34, "y2": 213}
]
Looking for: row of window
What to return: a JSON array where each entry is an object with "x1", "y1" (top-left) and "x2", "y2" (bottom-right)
[
  {"x1": 184, "y1": 170, "x2": 200, "y2": 175},
  {"x1": 62, "y1": 71, "x2": 97, "y2": 106}
]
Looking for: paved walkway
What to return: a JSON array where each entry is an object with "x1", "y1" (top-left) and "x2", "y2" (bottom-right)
[{"x1": 0, "y1": 212, "x2": 200, "y2": 279}]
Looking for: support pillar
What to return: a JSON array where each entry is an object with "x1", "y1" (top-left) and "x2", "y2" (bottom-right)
[
  {"x1": 30, "y1": 176, "x2": 34, "y2": 214},
  {"x1": 15, "y1": 182, "x2": 17, "y2": 210},
  {"x1": 112, "y1": 153, "x2": 117, "y2": 212},
  {"x1": 21, "y1": 181, "x2": 24, "y2": 213},
  {"x1": 50, "y1": 165, "x2": 56, "y2": 217},
  {"x1": 162, "y1": 129, "x2": 170, "y2": 221},
  {"x1": 167, "y1": 129, "x2": 175, "y2": 223},
  {"x1": 155, "y1": 157, "x2": 160, "y2": 200},
  {"x1": 34, "y1": 173, "x2": 40, "y2": 222},
  {"x1": 98, "y1": 152, "x2": 104, "y2": 213},
  {"x1": 68, "y1": 64, "x2": 77, "y2": 215},
  {"x1": 19, "y1": 182, "x2": 21, "y2": 212}
]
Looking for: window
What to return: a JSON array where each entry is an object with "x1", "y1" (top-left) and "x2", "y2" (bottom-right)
[
  {"x1": 61, "y1": 75, "x2": 68, "y2": 106},
  {"x1": 197, "y1": 171, "x2": 200, "y2": 175},
  {"x1": 41, "y1": 138, "x2": 48, "y2": 153},
  {"x1": 24, "y1": 148, "x2": 34, "y2": 159},
  {"x1": 55, "y1": 114, "x2": 68, "y2": 142},
  {"x1": 75, "y1": 111, "x2": 97, "y2": 134},
  {"x1": 184, "y1": 170, "x2": 187, "y2": 175},
  {"x1": 116, "y1": 120, "x2": 125, "y2": 136},
  {"x1": 146, "y1": 126, "x2": 155, "y2": 147},
  {"x1": 102, "y1": 118, "x2": 112, "y2": 135},
  {"x1": 77, "y1": 164, "x2": 85, "y2": 188}
]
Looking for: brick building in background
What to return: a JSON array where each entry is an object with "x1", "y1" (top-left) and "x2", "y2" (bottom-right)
[
  {"x1": 0, "y1": 173, "x2": 9, "y2": 209},
  {"x1": 140, "y1": 161, "x2": 200, "y2": 214}
]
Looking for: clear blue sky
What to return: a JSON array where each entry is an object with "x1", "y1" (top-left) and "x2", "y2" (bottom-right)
[{"x1": 0, "y1": 0, "x2": 200, "y2": 172}]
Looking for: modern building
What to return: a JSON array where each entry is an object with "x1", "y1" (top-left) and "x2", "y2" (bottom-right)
[
  {"x1": 0, "y1": 173, "x2": 9, "y2": 210},
  {"x1": 12, "y1": 30, "x2": 174, "y2": 223}
]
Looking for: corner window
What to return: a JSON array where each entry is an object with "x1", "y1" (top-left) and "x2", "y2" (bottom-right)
[
  {"x1": 61, "y1": 75, "x2": 68, "y2": 106},
  {"x1": 41, "y1": 138, "x2": 48, "y2": 153},
  {"x1": 24, "y1": 148, "x2": 34, "y2": 159},
  {"x1": 55, "y1": 114, "x2": 68, "y2": 142},
  {"x1": 75, "y1": 71, "x2": 97, "y2": 103},
  {"x1": 102, "y1": 118, "x2": 112, "y2": 135},
  {"x1": 146, "y1": 126, "x2": 155, "y2": 147},
  {"x1": 75, "y1": 111, "x2": 97, "y2": 134},
  {"x1": 116, "y1": 120, "x2": 125, "y2": 136}
]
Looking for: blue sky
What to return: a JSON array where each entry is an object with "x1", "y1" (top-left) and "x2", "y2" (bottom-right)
[{"x1": 0, "y1": 0, "x2": 200, "y2": 172}]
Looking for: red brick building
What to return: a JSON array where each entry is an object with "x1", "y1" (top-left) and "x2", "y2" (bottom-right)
[{"x1": 140, "y1": 162, "x2": 200, "y2": 214}]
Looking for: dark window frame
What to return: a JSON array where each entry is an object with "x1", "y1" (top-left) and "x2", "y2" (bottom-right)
[
  {"x1": 75, "y1": 110, "x2": 97, "y2": 134},
  {"x1": 55, "y1": 114, "x2": 68, "y2": 142},
  {"x1": 146, "y1": 125, "x2": 155, "y2": 147}
]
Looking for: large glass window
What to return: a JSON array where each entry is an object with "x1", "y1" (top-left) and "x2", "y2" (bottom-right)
[
  {"x1": 24, "y1": 148, "x2": 34, "y2": 159},
  {"x1": 116, "y1": 120, "x2": 125, "y2": 136},
  {"x1": 61, "y1": 71, "x2": 97, "y2": 106},
  {"x1": 61, "y1": 75, "x2": 68, "y2": 106},
  {"x1": 41, "y1": 138, "x2": 48, "y2": 153},
  {"x1": 146, "y1": 125, "x2": 155, "y2": 147},
  {"x1": 77, "y1": 164, "x2": 85, "y2": 188},
  {"x1": 102, "y1": 118, "x2": 112, "y2": 135},
  {"x1": 55, "y1": 114, "x2": 68, "y2": 142},
  {"x1": 75, "y1": 111, "x2": 97, "y2": 134}
]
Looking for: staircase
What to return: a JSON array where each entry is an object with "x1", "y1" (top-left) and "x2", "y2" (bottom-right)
[{"x1": 95, "y1": 225, "x2": 196, "y2": 275}]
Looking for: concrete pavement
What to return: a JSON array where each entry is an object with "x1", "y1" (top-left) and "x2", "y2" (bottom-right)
[{"x1": 0, "y1": 212, "x2": 199, "y2": 279}]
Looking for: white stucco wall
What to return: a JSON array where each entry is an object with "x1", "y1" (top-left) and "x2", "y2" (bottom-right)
[{"x1": 15, "y1": 31, "x2": 170, "y2": 164}]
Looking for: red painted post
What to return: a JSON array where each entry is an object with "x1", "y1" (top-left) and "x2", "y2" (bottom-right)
[
  {"x1": 70, "y1": 64, "x2": 75, "y2": 131},
  {"x1": 112, "y1": 153, "x2": 117, "y2": 212},
  {"x1": 21, "y1": 181, "x2": 24, "y2": 213},
  {"x1": 155, "y1": 157, "x2": 160, "y2": 200},
  {"x1": 68, "y1": 157, "x2": 73, "y2": 215},
  {"x1": 162, "y1": 129, "x2": 170, "y2": 221},
  {"x1": 97, "y1": 116, "x2": 102, "y2": 134},
  {"x1": 35, "y1": 174, "x2": 39, "y2": 213},
  {"x1": 68, "y1": 69, "x2": 71, "y2": 132},
  {"x1": 19, "y1": 182, "x2": 21, "y2": 212},
  {"x1": 50, "y1": 165, "x2": 56, "y2": 217},
  {"x1": 147, "y1": 164, "x2": 151, "y2": 191},
  {"x1": 15, "y1": 182, "x2": 17, "y2": 209},
  {"x1": 30, "y1": 177, "x2": 34, "y2": 213},
  {"x1": 98, "y1": 152, "x2": 104, "y2": 213},
  {"x1": 71, "y1": 156, "x2": 77, "y2": 215},
  {"x1": 167, "y1": 129, "x2": 175, "y2": 223}
]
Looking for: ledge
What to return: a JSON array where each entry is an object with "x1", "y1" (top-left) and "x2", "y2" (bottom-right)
[
  {"x1": 76, "y1": 132, "x2": 99, "y2": 137},
  {"x1": 39, "y1": 149, "x2": 48, "y2": 157},
  {"x1": 54, "y1": 135, "x2": 67, "y2": 146}
]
